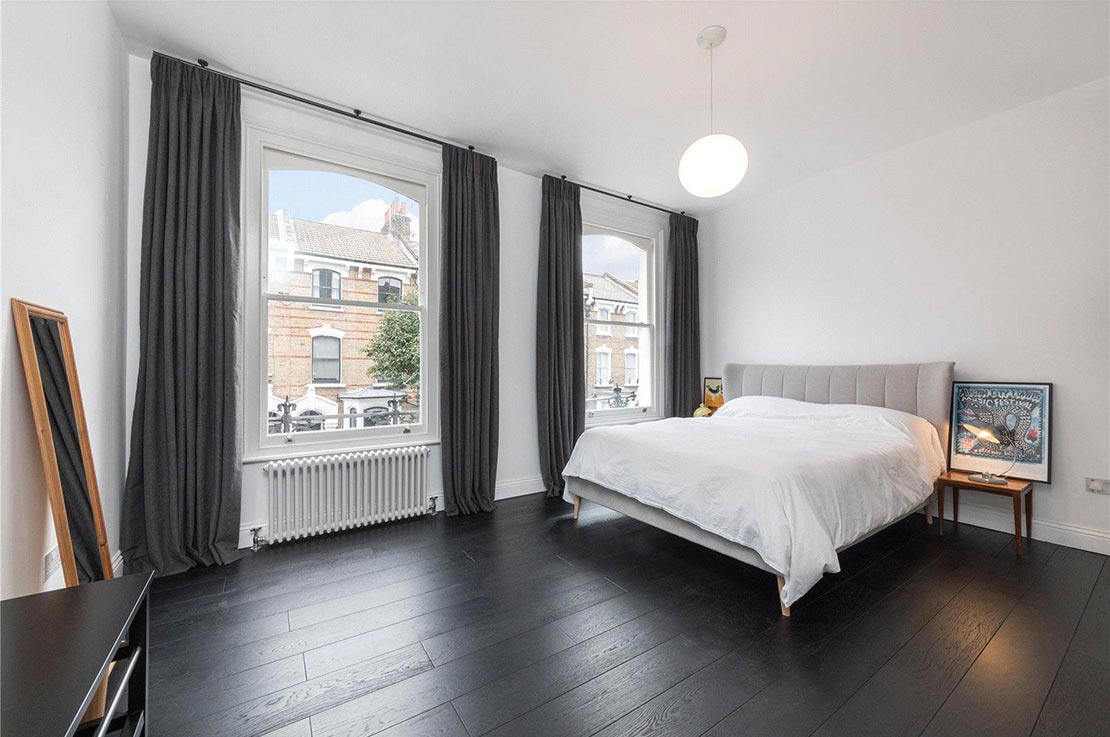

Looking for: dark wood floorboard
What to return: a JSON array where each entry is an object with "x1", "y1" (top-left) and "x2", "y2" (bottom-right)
[
  {"x1": 809, "y1": 533, "x2": 1058, "y2": 737},
  {"x1": 146, "y1": 493, "x2": 1108, "y2": 737},
  {"x1": 700, "y1": 525, "x2": 1010, "y2": 737},
  {"x1": 919, "y1": 546, "x2": 1105, "y2": 737},
  {"x1": 1022, "y1": 557, "x2": 1110, "y2": 737}
]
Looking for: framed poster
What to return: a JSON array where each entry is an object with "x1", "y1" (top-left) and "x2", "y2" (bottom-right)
[
  {"x1": 704, "y1": 377, "x2": 724, "y2": 412},
  {"x1": 949, "y1": 382, "x2": 1052, "y2": 483}
]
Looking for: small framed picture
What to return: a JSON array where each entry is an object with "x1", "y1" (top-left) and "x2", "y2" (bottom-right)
[
  {"x1": 949, "y1": 381, "x2": 1052, "y2": 483},
  {"x1": 704, "y1": 377, "x2": 724, "y2": 412}
]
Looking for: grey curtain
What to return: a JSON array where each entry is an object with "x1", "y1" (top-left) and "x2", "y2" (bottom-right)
[
  {"x1": 536, "y1": 176, "x2": 584, "y2": 496},
  {"x1": 122, "y1": 53, "x2": 242, "y2": 575},
  {"x1": 666, "y1": 213, "x2": 701, "y2": 417},
  {"x1": 440, "y1": 145, "x2": 500, "y2": 516}
]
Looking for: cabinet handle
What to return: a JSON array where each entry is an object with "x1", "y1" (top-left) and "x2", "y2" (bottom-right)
[{"x1": 94, "y1": 646, "x2": 142, "y2": 737}]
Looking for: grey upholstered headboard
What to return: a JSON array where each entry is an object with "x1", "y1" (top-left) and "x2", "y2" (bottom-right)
[{"x1": 722, "y1": 362, "x2": 954, "y2": 448}]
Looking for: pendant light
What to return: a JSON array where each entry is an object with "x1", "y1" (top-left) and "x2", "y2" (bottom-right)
[{"x1": 679, "y1": 25, "x2": 748, "y2": 198}]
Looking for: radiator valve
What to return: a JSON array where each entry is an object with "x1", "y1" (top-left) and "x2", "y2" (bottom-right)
[{"x1": 250, "y1": 527, "x2": 269, "y2": 550}]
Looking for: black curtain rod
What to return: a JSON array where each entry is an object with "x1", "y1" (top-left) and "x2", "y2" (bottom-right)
[
  {"x1": 171, "y1": 54, "x2": 688, "y2": 218},
  {"x1": 558, "y1": 175, "x2": 683, "y2": 218},
  {"x1": 177, "y1": 55, "x2": 482, "y2": 155}
]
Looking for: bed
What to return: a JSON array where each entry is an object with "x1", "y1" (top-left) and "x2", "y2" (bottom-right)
[{"x1": 563, "y1": 362, "x2": 954, "y2": 616}]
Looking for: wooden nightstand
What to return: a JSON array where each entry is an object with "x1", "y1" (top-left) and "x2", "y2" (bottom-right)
[{"x1": 935, "y1": 470, "x2": 1034, "y2": 555}]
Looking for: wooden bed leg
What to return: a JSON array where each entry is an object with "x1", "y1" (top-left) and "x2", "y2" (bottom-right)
[
  {"x1": 776, "y1": 575, "x2": 790, "y2": 618},
  {"x1": 572, "y1": 495, "x2": 581, "y2": 521}
]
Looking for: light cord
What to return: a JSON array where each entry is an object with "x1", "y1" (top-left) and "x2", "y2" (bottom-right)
[{"x1": 709, "y1": 45, "x2": 714, "y2": 134}]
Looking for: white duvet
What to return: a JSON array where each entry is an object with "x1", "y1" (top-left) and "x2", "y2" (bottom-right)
[{"x1": 562, "y1": 396, "x2": 946, "y2": 605}]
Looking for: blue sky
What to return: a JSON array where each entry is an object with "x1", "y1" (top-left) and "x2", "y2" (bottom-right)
[{"x1": 269, "y1": 170, "x2": 419, "y2": 236}]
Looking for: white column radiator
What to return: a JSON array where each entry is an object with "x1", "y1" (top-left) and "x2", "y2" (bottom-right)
[{"x1": 264, "y1": 446, "x2": 431, "y2": 544}]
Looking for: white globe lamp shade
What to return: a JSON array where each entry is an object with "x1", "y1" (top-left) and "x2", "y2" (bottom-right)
[{"x1": 679, "y1": 134, "x2": 748, "y2": 198}]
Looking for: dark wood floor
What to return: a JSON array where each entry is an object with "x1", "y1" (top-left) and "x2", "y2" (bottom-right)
[{"x1": 148, "y1": 493, "x2": 1109, "y2": 737}]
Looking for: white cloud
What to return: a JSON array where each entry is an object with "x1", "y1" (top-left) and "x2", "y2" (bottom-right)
[
  {"x1": 322, "y1": 198, "x2": 389, "y2": 231},
  {"x1": 322, "y1": 198, "x2": 420, "y2": 241},
  {"x1": 583, "y1": 234, "x2": 642, "y2": 280}
]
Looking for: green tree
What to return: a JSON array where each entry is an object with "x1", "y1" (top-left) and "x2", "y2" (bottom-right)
[{"x1": 364, "y1": 291, "x2": 420, "y2": 389}]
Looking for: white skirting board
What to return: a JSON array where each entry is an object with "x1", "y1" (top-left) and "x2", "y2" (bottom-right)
[
  {"x1": 494, "y1": 476, "x2": 547, "y2": 500},
  {"x1": 931, "y1": 500, "x2": 1110, "y2": 555}
]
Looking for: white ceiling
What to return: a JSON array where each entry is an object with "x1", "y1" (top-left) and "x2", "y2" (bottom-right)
[{"x1": 108, "y1": 1, "x2": 1109, "y2": 216}]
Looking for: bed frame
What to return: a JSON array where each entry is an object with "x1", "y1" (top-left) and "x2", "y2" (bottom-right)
[{"x1": 568, "y1": 361, "x2": 954, "y2": 617}]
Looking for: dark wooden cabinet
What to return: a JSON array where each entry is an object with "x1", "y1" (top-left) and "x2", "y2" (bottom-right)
[{"x1": 2, "y1": 572, "x2": 152, "y2": 737}]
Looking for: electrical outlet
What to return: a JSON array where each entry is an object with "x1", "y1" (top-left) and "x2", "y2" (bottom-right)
[
  {"x1": 1086, "y1": 478, "x2": 1110, "y2": 495},
  {"x1": 42, "y1": 546, "x2": 61, "y2": 582}
]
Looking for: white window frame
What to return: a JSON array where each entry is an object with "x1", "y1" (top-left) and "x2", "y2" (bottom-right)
[
  {"x1": 377, "y1": 275, "x2": 403, "y2": 304},
  {"x1": 595, "y1": 346, "x2": 612, "y2": 387},
  {"x1": 242, "y1": 94, "x2": 440, "y2": 461},
  {"x1": 624, "y1": 309, "x2": 638, "y2": 337},
  {"x1": 624, "y1": 348, "x2": 639, "y2": 386},
  {"x1": 309, "y1": 325, "x2": 344, "y2": 386},
  {"x1": 595, "y1": 307, "x2": 611, "y2": 335},
  {"x1": 312, "y1": 267, "x2": 343, "y2": 301},
  {"x1": 581, "y1": 191, "x2": 666, "y2": 426}
]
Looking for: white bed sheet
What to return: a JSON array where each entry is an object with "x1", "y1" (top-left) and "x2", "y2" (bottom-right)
[{"x1": 562, "y1": 396, "x2": 946, "y2": 605}]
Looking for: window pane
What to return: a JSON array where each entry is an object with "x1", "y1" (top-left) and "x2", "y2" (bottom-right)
[
  {"x1": 585, "y1": 322, "x2": 651, "y2": 413},
  {"x1": 267, "y1": 161, "x2": 420, "y2": 303},
  {"x1": 267, "y1": 301, "x2": 421, "y2": 434},
  {"x1": 583, "y1": 228, "x2": 652, "y2": 416},
  {"x1": 311, "y1": 335, "x2": 342, "y2": 383},
  {"x1": 313, "y1": 269, "x2": 341, "y2": 300},
  {"x1": 624, "y1": 309, "x2": 638, "y2": 337},
  {"x1": 378, "y1": 277, "x2": 403, "y2": 304},
  {"x1": 582, "y1": 234, "x2": 647, "y2": 325}
]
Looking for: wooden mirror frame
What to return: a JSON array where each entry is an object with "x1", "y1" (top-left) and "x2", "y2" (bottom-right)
[{"x1": 11, "y1": 299, "x2": 113, "y2": 586}]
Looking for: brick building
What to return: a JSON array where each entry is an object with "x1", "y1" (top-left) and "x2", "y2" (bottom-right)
[
  {"x1": 266, "y1": 200, "x2": 419, "y2": 432},
  {"x1": 584, "y1": 271, "x2": 643, "y2": 411}
]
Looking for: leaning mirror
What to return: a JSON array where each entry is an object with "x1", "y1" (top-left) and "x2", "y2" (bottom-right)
[{"x1": 11, "y1": 299, "x2": 112, "y2": 585}]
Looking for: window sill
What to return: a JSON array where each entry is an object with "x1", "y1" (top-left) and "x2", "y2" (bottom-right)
[
  {"x1": 309, "y1": 304, "x2": 343, "y2": 312},
  {"x1": 245, "y1": 433, "x2": 441, "y2": 464},
  {"x1": 310, "y1": 382, "x2": 347, "y2": 388},
  {"x1": 585, "y1": 410, "x2": 660, "y2": 429}
]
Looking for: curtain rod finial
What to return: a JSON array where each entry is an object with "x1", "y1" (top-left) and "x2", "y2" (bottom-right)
[
  {"x1": 468, "y1": 145, "x2": 475, "y2": 151},
  {"x1": 561, "y1": 175, "x2": 566, "y2": 180},
  {"x1": 197, "y1": 58, "x2": 209, "y2": 68},
  {"x1": 627, "y1": 195, "x2": 633, "y2": 200},
  {"x1": 353, "y1": 109, "x2": 362, "y2": 117}
]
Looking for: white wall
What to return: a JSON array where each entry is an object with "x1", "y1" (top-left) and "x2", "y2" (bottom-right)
[
  {"x1": 491, "y1": 168, "x2": 545, "y2": 498},
  {"x1": 700, "y1": 79, "x2": 1110, "y2": 553},
  {"x1": 1, "y1": 0, "x2": 130, "y2": 598},
  {"x1": 124, "y1": 58, "x2": 546, "y2": 544}
]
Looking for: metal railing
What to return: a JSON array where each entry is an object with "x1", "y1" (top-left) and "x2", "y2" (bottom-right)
[
  {"x1": 269, "y1": 395, "x2": 418, "y2": 434},
  {"x1": 587, "y1": 385, "x2": 639, "y2": 411}
]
